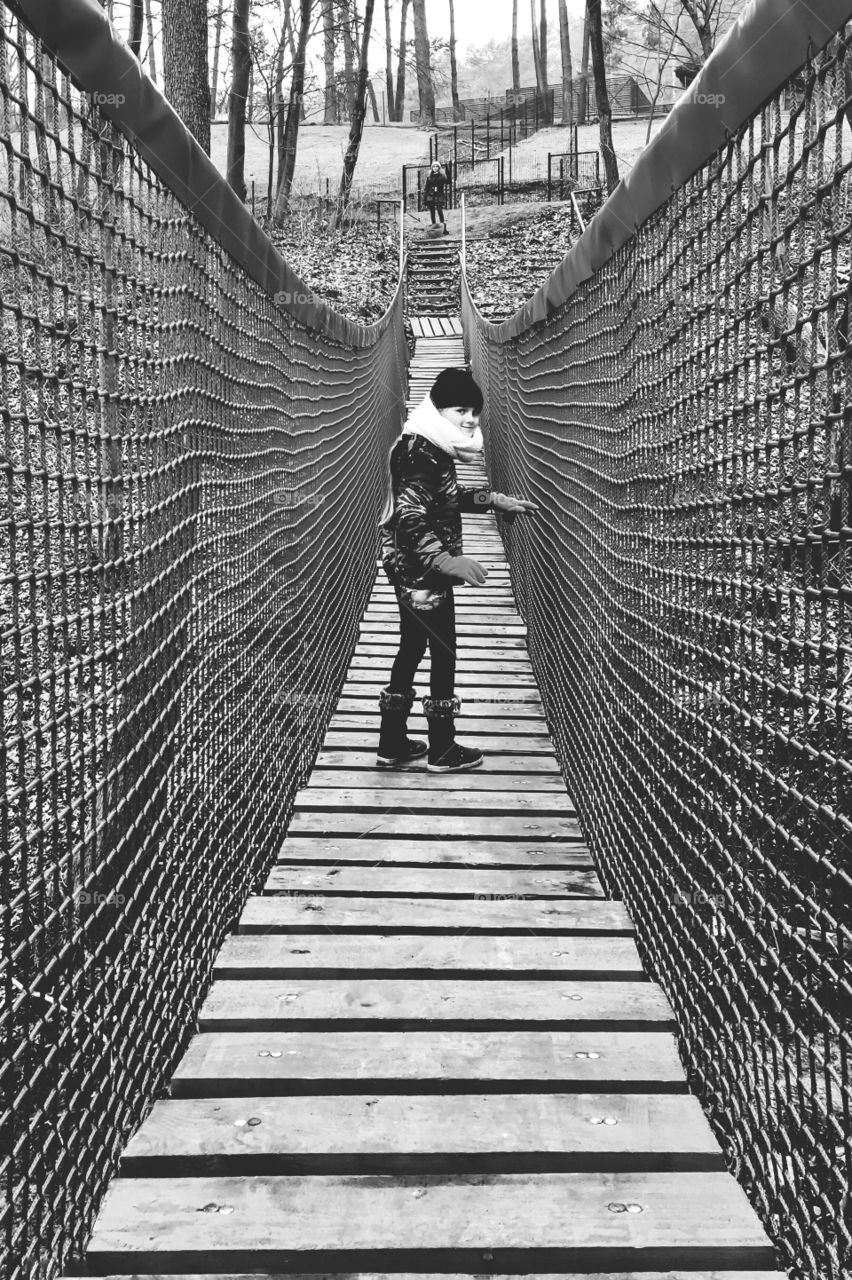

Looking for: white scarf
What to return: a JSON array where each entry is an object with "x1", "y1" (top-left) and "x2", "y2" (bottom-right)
[{"x1": 401, "y1": 393, "x2": 484, "y2": 464}]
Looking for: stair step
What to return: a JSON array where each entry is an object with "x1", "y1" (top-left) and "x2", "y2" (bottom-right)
[
  {"x1": 212, "y1": 933, "x2": 641, "y2": 978},
  {"x1": 238, "y1": 894, "x2": 630, "y2": 935},
  {"x1": 119, "y1": 1092, "x2": 726, "y2": 1176},
  {"x1": 196, "y1": 978, "x2": 675, "y2": 1032},
  {"x1": 261, "y1": 865, "x2": 599, "y2": 898},
  {"x1": 169, "y1": 1028, "x2": 691, "y2": 1096},
  {"x1": 78, "y1": 1172, "x2": 779, "y2": 1271}
]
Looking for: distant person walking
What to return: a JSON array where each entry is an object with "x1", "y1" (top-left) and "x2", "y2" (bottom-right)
[{"x1": 424, "y1": 160, "x2": 449, "y2": 234}]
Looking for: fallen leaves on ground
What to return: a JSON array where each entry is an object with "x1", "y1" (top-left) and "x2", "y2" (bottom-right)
[
  {"x1": 263, "y1": 212, "x2": 400, "y2": 323},
  {"x1": 466, "y1": 203, "x2": 589, "y2": 321}
]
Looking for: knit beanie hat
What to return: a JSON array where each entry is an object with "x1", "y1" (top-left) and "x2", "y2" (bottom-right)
[{"x1": 429, "y1": 367, "x2": 484, "y2": 414}]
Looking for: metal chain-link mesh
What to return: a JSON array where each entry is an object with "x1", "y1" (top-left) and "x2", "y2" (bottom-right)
[
  {"x1": 464, "y1": 27, "x2": 852, "y2": 1280},
  {"x1": 0, "y1": 10, "x2": 406, "y2": 1278}
]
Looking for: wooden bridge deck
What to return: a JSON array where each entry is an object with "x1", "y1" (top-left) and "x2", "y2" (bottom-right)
[{"x1": 62, "y1": 331, "x2": 785, "y2": 1278}]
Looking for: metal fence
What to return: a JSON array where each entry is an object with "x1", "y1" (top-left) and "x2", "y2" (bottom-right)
[
  {"x1": 0, "y1": 3, "x2": 407, "y2": 1278},
  {"x1": 462, "y1": 4, "x2": 852, "y2": 1279},
  {"x1": 403, "y1": 149, "x2": 602, "y2": 214}
]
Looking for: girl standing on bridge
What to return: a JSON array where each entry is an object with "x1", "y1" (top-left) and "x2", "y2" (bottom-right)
[
  {"x1": 424, "y1": 161, "x2": 449, "y2": 234},
  {"x1": 376, "y1": 367, "x2": 537, "y2": 772}
]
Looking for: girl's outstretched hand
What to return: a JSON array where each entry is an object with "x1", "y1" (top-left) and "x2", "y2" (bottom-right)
[{"x1": 491, "y1": 492, "x2": 539, "y2": 516}]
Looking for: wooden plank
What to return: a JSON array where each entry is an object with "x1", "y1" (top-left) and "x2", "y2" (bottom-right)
[
  {"x1": 344, "y1": 671, "x2": 538, "y2": 689},
  {"x1": 369, "y1": 597, "x2": 516, "y2": 608},
  {"x1": 61, "y1": 1271, "x2": 791, "y2": 1279},
  {"x1": 369, "y1": 589, "x2": 517, "y2": 600},
  {"x1": 374, "y1": 562, "x2": 511, "y2": 571},
  {"x1": 171, "y1": 1029, "x2": 691, "y2": 1097},
  {"x1": 367, "y1": 590, "x2": 515, "y2": 600},
  {"x1": 285, "y1": 812, "x2": 579, "y2": 840},
  {"x1": 277, "y1": 836, "x2": 587, "y2": 865},
  {"x1": 293, "y1": 788, "x2": 571, "y2": 816},
  {"x1": 410, "y1": 317, "x2": 424, "y2": 336},
  {"x1": 371, "y1": 574, "x2": 513, "y2": 583},
  {"x1": 262, "y1": 867, "x2": 601, "y2": 898},
  {"x1": 239, "y1": 895, "x2": 629, "y2": 935},
  {"x1": 357, "y1": 633, "x2": 528, "y2": 650},
  {"x1": 213, "y1": 934, "x2": 641, "y2": 979},
  {"x1": 343, "y1": 682, "x2": 541, "y2": 700},
  {"x1": 365, "y1": 596, "x2": 516, "y2": 606},
  {"x1": 361, "y1": 618, "x2": 527, "y2": 636},
  {"x1": 334, "y1": 701, "x2": 548, "y2": 721},
  {"x1": 321, "y1": 732, "x2": 556, "y2": 755},
  {"x1": 119, "y1": 1092, "x2": 724, "y2": 1175},
  {"x1": 83, "y1": 1172, "x2": 778, "y2": 1270},
  {"x1": 368, "y1": 593, "x2": 518, "y2": 606},
  {"x1": 365, "y1": 609, "x2": 521, "y2": 621},
  {"x1": 352, "y1": 645, "x2": 533, "y2": 665},
  {"x1": 198, "y1": 979, "x2": 674, "y2": 1032},
  {"x1": 314, "y1": 750, "x2": 559, "y2": 773},
  {"x1": 328, "y1": 717, "x2": 553, "y2": 739},
  {"x1": 303, "y1": 769, "x2": 562, "y2": 790}
]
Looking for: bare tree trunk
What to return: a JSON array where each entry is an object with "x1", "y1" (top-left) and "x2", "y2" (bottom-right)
[
  {"x1": 283, "y1": 1, "x2": 307, "y2": 119},
  {"x1": 587, "y1": 0, "x2": 618, "y2": 192},
  {"x1": 511, "y1": 0, "x2": 520, "y2": 91},
  {"x1": 449, "y1": 0, "x2": 460, "y2": 121},
  {"x1": 145, "y1": 0, "x2": 157, "y2": 82},
  {"x1": 247, "y1": 58, "x2": 254, "y2": 122},
  {"x1": 128, "y1": 0, "x2": 143, "y2": 57},
  {"x1": 680, "y1": 0, "x2": 714, "y2": 59},
  {"x1": 162, "y1": 0, "x2": 210, "y2": 152},
  {"x1": 211, "y1": 3, "x2": 225, "y2": 117},
  {"x1": 367, "y1": 79, "x2": 380, "y2": 120},
  {"x1": 539, "y1": 0, "x2": 548, "y2": 111},
  {"x1": 226, "y1": 0, "x2": 252, "y2": 199},
  {"x1": 530, "y1": 0, "x2": 543, "y2": 93},
  {"x1": 275, "y1": 0, "x2": 312, "y2": 217},
  {"x1": 338, "y1": 0, "x2": 357, "y2": 118},
  {"x1": 384, "y1": 0, "x2": 394, "y2": 117},
  {"x1": 558, "y1": 0, "x2": 573, "y2": 124},
  {"x1": 411, "y1": 0, "x2": 434, "y2": 125},
  {"x1": 323, "y1": 0, "x2": 338, "y2": 122},
  {"x1": 578, "y1": 7, "x2": 590, "y2": 124},
  {"x1": 337, "y1": 0, "x2": 376, "y2": 217},
  {"x1": 393, "y1": 0, "x2": 409, "y2": 120},
  {"x1": 275, "y1": 25, "x2": 287, "y2": 190}
]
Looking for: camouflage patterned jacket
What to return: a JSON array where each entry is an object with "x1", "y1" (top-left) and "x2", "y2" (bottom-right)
[{"x1": 379, "y1": 434, "x2": 491, "y2": 591}]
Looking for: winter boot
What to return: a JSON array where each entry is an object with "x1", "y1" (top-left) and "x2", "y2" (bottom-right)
[
  {"x1": 422, "y1": 694, "x2": 483, "y2": 772},
  {"x1": 376, "y1": 685, "x2": 428, "y2": 767},
  {"x1": 443, "y1": 222, "x2": 449, "y2": 235}
]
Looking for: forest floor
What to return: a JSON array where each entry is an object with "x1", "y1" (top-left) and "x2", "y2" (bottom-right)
[
  {"x1": 263, "y1": 210, "x2": 401, "y2": 325},
  {"x1": 463, "y1": 200, "x2": 585, "y2": 321}
]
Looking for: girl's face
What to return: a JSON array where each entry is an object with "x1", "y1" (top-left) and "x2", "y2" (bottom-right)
[{"x1": 439, "y1": 405, "x2": 480, "y2": 432}]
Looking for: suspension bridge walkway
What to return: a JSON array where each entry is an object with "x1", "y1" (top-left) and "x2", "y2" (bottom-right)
[
  {"x1": 57, "y1": 330, "x2": 786, "y2": 1275},
  {"x1": 4, "y1": 2, "x2": 850, "y2": 1280}
]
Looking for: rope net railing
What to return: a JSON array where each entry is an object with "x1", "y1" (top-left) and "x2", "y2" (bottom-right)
[
  {"x1": 462, "y1": 4, "x2": 851, "y2": 1279},
  {"x1": 0, "y1": 3, "x2": 407, "y2": 1277}
]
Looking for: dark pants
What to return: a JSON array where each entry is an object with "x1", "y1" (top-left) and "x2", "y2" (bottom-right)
[
  {"x1": 428, "y1": 203, "x2": 445, "y2": 224},
  {"x1": 389, "y1": 585, "x2": 456, "y2": 699}
]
